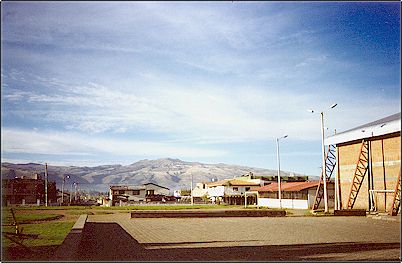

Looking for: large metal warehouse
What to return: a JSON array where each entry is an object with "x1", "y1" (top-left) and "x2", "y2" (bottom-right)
[{"x1": 325, "y1": 112, "x2": 400, "y2": 215}]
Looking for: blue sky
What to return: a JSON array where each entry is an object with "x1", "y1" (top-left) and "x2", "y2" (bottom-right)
[{"x1": 1, "y1": 2, "x2": 400, "y2": 176}]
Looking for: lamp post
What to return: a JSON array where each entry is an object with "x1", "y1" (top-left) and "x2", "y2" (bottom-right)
[
  {"x1": 44, "y1": 163, "x2": 48, "y2": 207},
  {"x1": 191, "y1": 173, "x2": 194, "y2": 206},
  {"x1": 308, "y1": 103, "x2": 337, "y2": 213},
  {"x1": 276, "y1": 135, "x2": 288, "y2": 209},
  {"x1": 61, "y1": 175, "x2": 70, "y2": 205},
  {"x1": 71, "y1": 182, "x2": 77, "y2": 204}
]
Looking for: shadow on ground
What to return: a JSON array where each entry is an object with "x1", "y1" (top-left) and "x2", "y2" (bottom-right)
[
  {"x1": 73, "y1": 222, "x2": 400, "y2": 261},
  {"x1": 2, "y1": 245, "x2": 59, "y2": 261}
]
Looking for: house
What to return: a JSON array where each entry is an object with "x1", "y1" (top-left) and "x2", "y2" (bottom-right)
[
  {"x1": 109, "y1": 183, "x2": 170, "y2": 206},
  {"x1": 56, "y1": 190, "x2": 70, "y2": 205},
  {"x1": 235, "y1": 172, "x2": 272, "y2": 186},
  {"x1": 325, "y1": 112, "x2": 400, "y2": 215},
  {"x1": 191, "y1": 182, "x2": 209, "y2": 203},
  {"x1": 2, "y1": 175, "x2": 57, "y2": 206},
  {"x1": 96, "y1": 195, "x2": 111, "y2": 207},
  {"x1": 205, "y1": 178, "x2": 261, "y2": 205},
  {"x1": 252, "y1": 181, "x2": 335, "y2": 209}
]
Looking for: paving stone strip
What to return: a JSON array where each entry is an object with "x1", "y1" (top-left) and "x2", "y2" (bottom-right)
[{"x1": 52, "y1": 214, "x2": 87, "y2": 260}]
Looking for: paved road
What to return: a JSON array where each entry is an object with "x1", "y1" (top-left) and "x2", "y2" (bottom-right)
[{"x1": 78, "y1": 213, "x2": 400, "y2": 261}]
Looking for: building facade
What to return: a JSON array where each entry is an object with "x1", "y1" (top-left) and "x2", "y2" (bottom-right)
[
  {"x1": 205, "y1": 178, "x2": 262, "y2": 205},
  {"x1": 2, "y1": 175, "x2": 57, "y2": 206},
  {"x1": 326, "y1": 113, "x2": 401, "y2": 214},
  {"x1": 109, "y1": 183, "x2": 170, "y2": 206}
]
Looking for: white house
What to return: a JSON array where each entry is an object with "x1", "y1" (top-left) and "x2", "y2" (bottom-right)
[
  {"x1": 205, "y1": 179, "x2": 261, "y2": 205},
  {"x1": 253, "y1": 181, "x2": 335, "y2": 209},
  {"x1": 192, "y1": 182, "x2": 209, "y2": 198}
]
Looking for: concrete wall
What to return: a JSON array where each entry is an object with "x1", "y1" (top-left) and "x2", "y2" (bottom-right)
[
  {"x1": 258, "y1": 198, "x2": 309, "y2": 209},
  {"x1": 192, "y1": 187, "x2": 208, "y2": 198},
  {"x1": 258, "y1": 186, "x2": 335, "y2": 210},
  {"x1": 338, "y1": 134, "x2": 400, "y2": 211},
  {"x1": 207, "y1": 186, "x2": 225, "y2": 197}
]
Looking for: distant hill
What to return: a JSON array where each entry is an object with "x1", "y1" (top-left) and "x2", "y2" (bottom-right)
[{"x1": 1, "y1": 158, "x2": 317, "y2": 193}]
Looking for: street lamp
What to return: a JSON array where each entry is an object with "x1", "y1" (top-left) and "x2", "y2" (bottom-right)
[
  {"x1": 61, "y1": 175, "x2": 70, "y2": 205},
  {"x1": 70, "y1": 182, "x2": 77, "y2": 204},
  {"x1": 308, "y1": 103, "x2": 337, "y2": 213},
  {"x1": 276, "y1": 135, "x2": 288, "y2": 209},
  {"x1": 190, "y1": 173, "x2": 194, "y2": 206},
  {"x1": 74, "y1": 182, "x2": 78, "y2": 202}
]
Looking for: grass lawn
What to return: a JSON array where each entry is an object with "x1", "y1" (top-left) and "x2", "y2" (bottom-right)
[
  {"x1": 2, "y1": 221, "x2": 75, "y2": 247},
  {"x1": 2, "y1": 207, "x2": 79, "y2": 260},
  {"x1": 2, "y1": 210, "x2": 63, "y2": 224}
]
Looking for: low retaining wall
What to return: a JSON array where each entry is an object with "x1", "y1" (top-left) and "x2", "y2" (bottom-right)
[
  {"x1": 52, "y1": 214, "x2": 88, "y2": 260},
  {"x1": 334, "y1": 209, "x2": 366, "y2": 216},
  {"x1": 131, "y1": 209, "x2": 286, "y2": 218}
]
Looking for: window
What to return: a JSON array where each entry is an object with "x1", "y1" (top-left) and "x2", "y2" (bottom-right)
[
  {"x1": 132, "y1": 190, "x2": 140, "y2": 195},
  {"x1": 245, "y1": 187, "x2": 250, "y2": 191},
  {"x1": 119, "y1": 190, "x2": 125, "y2": 195},
  {"x1": 233, "y1": 187, "x2": 238, "y2": 191},
  {"x1": 146, "y1": 190, "x2": 154, "y2": 195}
]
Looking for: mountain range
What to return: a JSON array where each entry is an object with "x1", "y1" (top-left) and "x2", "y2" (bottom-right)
[{"x1": 1, "y1": 158, "x2": 317, "y2": 193}]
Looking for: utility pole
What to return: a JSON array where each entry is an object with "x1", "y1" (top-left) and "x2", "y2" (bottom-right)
[
  {"x1": 61, "y1": 175, "x2": 70, "y2": 205},
  {"x1": 45, "y1": 163, "x2": 48, "y2": 207},
  {"x1": 320, "y1": 112, "x2": 328, "y2": 213},
  {"x1": 276, "y1": 138, "x2": 282, "y2": 208},
  {"x1": 308, "y1": 103, "x2": 337, "y2": 213},
  {"x1": 276, "y1": 135, "x2": 288, "y2": 209},
  {"x1": 74, "y1": 183, "x2": 78, "y2": 202},
  {"x1": 191, "y1": 173, "x2": 194, "y2": 205}
]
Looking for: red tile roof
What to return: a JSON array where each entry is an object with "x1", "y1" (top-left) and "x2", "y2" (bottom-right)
[{"x1": 253, "y1": 181, "x2": 323, "y2": 192}]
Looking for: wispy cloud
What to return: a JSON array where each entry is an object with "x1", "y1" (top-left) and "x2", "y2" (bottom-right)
[
  {"x1": 1, "y1": 2, "x2": 399, "y2": 174},
  {"x1": 1, "y1": 128, "x2": 227, "y2": 159},
  {"x1": 3, "y1": 70, "x2": 400, "y2": 144}
]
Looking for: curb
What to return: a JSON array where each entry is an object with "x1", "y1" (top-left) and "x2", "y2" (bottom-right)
[
  {"x1": 52, "y1": 214, "x2": 88, "y2": 261},
  {"x1": 367, "y1": 214, "x2": 401, "y2": 222},
  {"x1": 131, "y1": 209, "x2": 286, "y2": 218}
]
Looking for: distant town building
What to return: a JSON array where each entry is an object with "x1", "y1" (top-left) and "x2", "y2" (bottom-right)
[
  {"x1": 109, "y1": 182, "x2": 170, "y2": 206},
  {"x1": 192, "y1": 182, "x2": 208, "y2": 201},
  {"x1": 190, "y1": 172, "x2": 309, "y2": 205},
  {"x1": 2, "y1": 174, "x2": 57, "y2": 206},
  {"x1": 204, "y1": 178, "x2": 262, "y2": 205}
]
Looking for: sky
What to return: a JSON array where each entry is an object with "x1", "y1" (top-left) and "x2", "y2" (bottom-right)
[{"x1": 1, "y1": 1, "x2": 400, "y2": 176}]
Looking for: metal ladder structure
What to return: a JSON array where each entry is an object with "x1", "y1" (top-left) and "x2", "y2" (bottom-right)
[
  {"x1": 312, "y1": 144, "x2": 337, "y2": 210},
  {"x1": 391, "y1": 170, "x2": 401, "y2": 216},
  {"x1": 347, "y1": 140, "x2": 369, "y2": 209}
]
